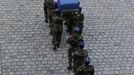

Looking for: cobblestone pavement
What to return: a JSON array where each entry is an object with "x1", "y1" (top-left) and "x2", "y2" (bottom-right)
[{"x1": 0, "y1": 0, "x2": 134, "y2": 75}]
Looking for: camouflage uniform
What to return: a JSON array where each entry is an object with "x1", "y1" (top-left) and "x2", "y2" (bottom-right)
[
  {"x1": 68, "y1": 34, "x2": 79, "y2": 47},
  {"x1": 52, "y1": 14, "x2": 63, "y2": 50},
  {"x1": 43, "y1": 0, "x2": 54, "y2": 23},
  {"x1": 64, "y1": 12, "x2": 77, "y2": 33},
  {"x1": 67, "y1": 47, "x2": 77, "y2": 69},
  {"x1": 76, "y1": 65, "x2": 95, "y2": 75},
  {"x1": 67, "y1": 33, "x2": 82, "y2": 69},
  {"x1": 72, "y1": 49, "x2": 88, "y2": 73}
]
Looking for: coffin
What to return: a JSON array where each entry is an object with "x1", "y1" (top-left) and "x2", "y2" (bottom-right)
[{"x1": 57, "y1": 0, "x2": 80, "y2": 12}]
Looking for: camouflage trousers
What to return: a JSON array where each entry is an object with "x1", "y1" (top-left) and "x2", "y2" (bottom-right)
[
  {"x1": 68, "y1": 47, "x2": 76, "y2": 67},
  {"x1": 52, "y1": 31, "x2": 62, "y2": 48}
]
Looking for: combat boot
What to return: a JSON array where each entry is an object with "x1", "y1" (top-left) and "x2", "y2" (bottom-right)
[
  {"x1": 53, "y1": 46, "x2": 57, "y2": 51},
  {"x1": 57, "y1": 42, "x2": 60, "y2": 48},
  {"x1": 67, "y1": 64, "x2": 72, "y2": 70},
  {"x1": 53, "y1": 43, "x2": 57, "y2": 51}
]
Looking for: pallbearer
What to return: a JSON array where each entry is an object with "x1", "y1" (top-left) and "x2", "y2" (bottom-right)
[
  {"x1": 67, "y1": 26, "x2": 83, "y2": 69},
  {"x1": 67, "y1": 37, "x2": 85, "y2": 70},
  {"x1": 43, "y1": 0, "x2": 55, "y2": 23},
  {"x1": 51, "y1": 9, "x2": 63, "y2": 50},
  {"x1": 76, "y1": 56, "x2": 95, "y2": 75},
  {"x1": 72, "y1": 44, "x2": 88, "y2": 74}
]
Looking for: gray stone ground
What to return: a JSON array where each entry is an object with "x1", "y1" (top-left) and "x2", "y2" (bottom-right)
[{"x1": 0, "y1": 0, "x2": 134, "y2": 75}]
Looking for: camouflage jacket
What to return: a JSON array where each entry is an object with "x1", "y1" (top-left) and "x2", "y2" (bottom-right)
[
  {"x1": 44, "y1": 0, "x2": 54, "y2": 8},
  {"x1": 76, "y1": 65, "x2": 95, "y2": 75},
  {"x1": 67, "y1": 33, "x2": 82, "y2": 48},
  {"x1": 52, "y1": 15, "x2": 63, "y2": 32},
  {"x1": 72, "y1": 49, "x2": 88, "y2": 70}
]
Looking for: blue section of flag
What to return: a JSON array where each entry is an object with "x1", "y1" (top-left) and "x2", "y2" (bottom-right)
[{"x1": 57, "y1": 0, "x2": 80, "y2": 12}]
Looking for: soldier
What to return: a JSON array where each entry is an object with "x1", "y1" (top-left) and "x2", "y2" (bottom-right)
[
  {"x1": 67, "y1": 26, "x2": 84, "y2": 69},
  {"x1": 51, "y1": 10, "x2": 63, "y2": 50},
  {"x1": 67, "y1": 38, "x2": 85, "y2": 70},
  {"x1": 72, "y1": 46, "x2": 88, "y2": 74},
  {"x1": 43, "y1": 0, "x2": 48, "y2": 23},
  {"x1": 76, "y1": 56, "x2": 95, "y2": 75},
  {"x1": 67, "y1": 47, "x2": 77, "y2": 70},
  {"x1": 43, "y1": 0, "x2": 54, "y2": 23},
  {"x1": 67, "y1": 26, "x2": 83, "y2": 49}
]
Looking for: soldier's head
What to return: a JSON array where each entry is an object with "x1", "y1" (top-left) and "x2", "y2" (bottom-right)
[{"x1": 84, "y1": 56, "x2": 91, "y2": 65}]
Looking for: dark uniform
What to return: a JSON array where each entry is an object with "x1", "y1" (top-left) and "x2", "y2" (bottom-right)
[
  {"x1": 43, "y1": 0, "x2": 54, "y2": 23},
  {"x1": 64, "y1": 12, "x2": 77, "y2": 33},
  {"x1": 67, "y1": 32, "x2": 83, "y2": 69},
  {"x1": 67, "y1": 47, "x2": 77, "y2": 69},
  {"x1": 67, "y1": 32, "x2": 81, "y2": 48},
  {"x1": 76, "y1": 65, "x2": 95, "y2": 75},
  {"x1": 49, "y1": 9, "x2": 56, "y2": 34},
  {"x1": 52, "y1": 13, "x2": 63, "y2": 50},
  {"x1": 72, "y1": 49, "x2": 88, "y2": 73}
]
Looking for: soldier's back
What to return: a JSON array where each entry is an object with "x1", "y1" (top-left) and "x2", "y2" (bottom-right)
[
  {"x1": 74, "y1": 49, "x2": 88, "y2": 63},
  {"x1": 78, "y1": 49, "x2": 88, "y2": 57},
  {"x1": 69, "y1": 33, "x2": 80, "y2": 48},
  {"x1": 72, "y1": 49, "x2": 88, "y2": 71}
]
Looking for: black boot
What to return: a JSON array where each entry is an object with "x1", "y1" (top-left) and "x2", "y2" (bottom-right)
[
  {"x1": 67, "y1": 64, "x2": 72, "y2": 70},
  {"x1": 53, "y1": 47, "x2": 56, "y2": 50},
  {"x1": 53, "y1": 45, "x2": 57, "y2": 51},
  {"x1": 57, "y1": 43, "x2": 60, "y2": 48}
]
